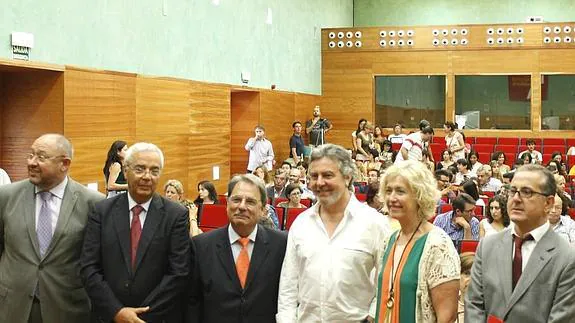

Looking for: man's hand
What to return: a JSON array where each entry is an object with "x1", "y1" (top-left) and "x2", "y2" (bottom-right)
[
  {"x1": 453, "y1": 216, "x2": 470, "y2": 229},
  {"x1": 366, "y1": 316, "x2": 375, "y2": 323},
  {"x1": 114, "y1": 307, "x2": 149, "y2": 323}
]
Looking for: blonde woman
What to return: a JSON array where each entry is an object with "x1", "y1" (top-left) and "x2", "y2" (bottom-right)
[
  {"x1": 375, "y1": 160, "x2": 460, "y2": 323},
  {"x1": 164, "y1": 179, "x2": 202, "y2": 237}
]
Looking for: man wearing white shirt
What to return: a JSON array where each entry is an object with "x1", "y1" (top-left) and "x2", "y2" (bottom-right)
[
  {"x1": 477, "y1": 165, "x2": 502, "y2": 193},
  {"x1": 277, "y1": 144, "x2": 390, "y2": 323},
  {"x1": 244, "y1": 125, "x2": 275, "y2": 172},
  {"x1": 0, "y1": 167, "x2": 10, "y2": 185}
]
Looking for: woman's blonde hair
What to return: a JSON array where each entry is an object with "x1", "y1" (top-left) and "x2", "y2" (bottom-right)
[
  {"x1": 460, "y1": 252, "x2": 475, "y2": 275},
  {"x1": 380, "y1": 160, "x2": 440, "y2": 220},
  {"x1": 164, "y1": 179, "x2": 184, "y2": 195}
]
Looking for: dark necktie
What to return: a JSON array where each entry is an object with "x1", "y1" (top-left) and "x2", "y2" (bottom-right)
[
  {"x1": 131, "y1": 205, "x2": 144, "y2": 268},
  {"x1": 512, "y1": 234, "x2": 534, "y2": 290}
]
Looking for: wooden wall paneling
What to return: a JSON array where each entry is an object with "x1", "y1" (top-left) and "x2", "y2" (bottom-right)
[
  {"x1": 370, "y1": 51, "x2": 449, "y2": 75},
  {"x1": 531, "y1": 72, "x2": 542, "y2": 131},
  {"x1": 2, "y1": 70, "x2": 64, "y2": 181},
  {"x1": 230, "y1": 91, "x2": 260, "y2": 176},
  {"x1": 539, "y1": 49, "x2": 575, "y2": 72},
  {"x1": 189, "y1": 82, "x2": 231, "y2": 196},
  {"x1": 64, "y1": 68, "x2": 136, "y2": 138},
  {"x1": 259, "y1": 91, "x2": 295, "y2": 164},
  {"x1": 135, "y1": 76, "x2": 191, "y2": 194},
  {"x1": 446, "y1": 73, "x2": 455, "y2": 122},
  {"x1": 451, "y1": 50, "x2": 537, "y2": 74}
]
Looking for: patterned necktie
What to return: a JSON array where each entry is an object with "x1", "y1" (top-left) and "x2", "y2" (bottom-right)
[
  {"x1": 37, "y1": 191, "x2": 54, "y2": 258},
  {"x1": 236, "y1": 237, "x2": 250, "y2": 288},
  {"x1": 131, "y1": 205, "x2": 144, "y2": 268},
  {"x1": 512, "y1": 234, "x2": 534, "y2": 290}
]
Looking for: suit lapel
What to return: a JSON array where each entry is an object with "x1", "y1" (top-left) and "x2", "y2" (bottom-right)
[
  {"x1": 216, "y1": 226, "x2": 242, "y2": 289},
  {"x1": 24, "y1": 182, "x2": 41, "y2": 259},
  {"x1": 113, "y1": 194, "x2": 132, "y2": 274},
  {"x1": 244, "y1": 225, "x2": 270, "y2": 292},
  {"x1": 504, "y1": 229, "x2": 555, "y2": 317},
  {"x1": 495, "y1": 233, "x2": 513, "y2": 303},
  {"x1": 134, "y1": 194, "x2": 163, "y2": 271},
  {"x1": 43, "y1": 179, "x2": 78, "y2": 260}
]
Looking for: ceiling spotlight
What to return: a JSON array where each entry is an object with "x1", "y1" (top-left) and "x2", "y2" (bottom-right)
[
  {"x1": 487, "y1": 38, "x2": 495, "y2": 45},
  {"x1": 389, "y1": 30, "x2": 396, "y2": 37},
  {"x1": 543, "y1": 26, "x2": 551, "y2": 34},
  {"x1": 407, "y1": 39, "x2": 414, "y2": 46},
  {"x1": 407, "y1": 30, "x2": 415, "y2": 37},
  {"x1": 355, "y1": 31, "x2": 362, "y2": 38},
  {"x1": 461, "y1": 39, "x2": 468, "y2": 45},
  {"x1": 346, "y1": 41, "x2": 353, "y2": 47},
  {"x1": 432, "y1": 29, "x2": 440, "y2": 36},
  {"x1": 442, "y1": 29, "x2": 449, "y2": 36},
  {"x1": 451, "y1": 39, "x2": 459, "y2": 45},
  {"x1": 487, "y1": 28, "x2": 495, "y2": 35},
  {"x1": 337, "y1": 32, "x2": 345, "y2": 38},
  {"x1": 507, "y1": 27, "x2": 514, "y2": 34},
  {"x1": 346, "y1": 31, "x2": 353, "y2": 38},
  {"x1": 398, "y1": 30, "x2": 405, "y2": 37},
  {"x1": 564, "y1": 26, "x2": 572, "y2": 34},
  {"x1": 507, "y1": 38, "x2": 514, "y2": 44},
  {"x1": 380, "y1": 30, "x2": 387, "y2": 37},
  {"x1": 337, "y1": 41, "x2": 344, "y2": 47},
  {"x1": 328, "y1": 41, "x2": 336, "y2": 48},
  {"x1": 516, "y1": 37, "x2": 524, "y2": 44},
  {"x1": 355, "y1": 40, "x2": 362, "y2": 48},
  {"x1": 389, "y1": 40, "x2": 396, "y2": 46},
  {"x1": 380, "y1": 40, "x2": 387, "y2": 47},
  {"x1": 554, "y1": 26, "x2": 562, "y2": 34},
  {"x1": 517, "y1": 27, "x2": 524, "y2": 34},
  {"x1": 432, "y1": 39, "x2": 440, "y2": 46},
  {"x1": 497, "y1": 28, "x2": 504, "y2": 35},
  {"x1": 441, "y1": 38, "x2": 449, "y2": 45},
  {"x1": 461, "y1": 28, "x2": 468, "y2": 35},
  {"x1": 564, "y1": 36, "x2": 572, "y2": 43},
  {"x1": 451, "y1": 29, "x2": 458, "y2": 35},
  {"x1": 496, "y1": 38, "x2": 504, "y2": 44},
  {"x1": 328, "y1": 32, "x2": 336, "y2": 39},
  {"x1": 554, "y1": 36, "x2": 562, "y2": 43},
  {"x1": 544, "y1": 37, "x2": 551, "y2": 44},
  {"x1": 398, "y1": 39, "x2": 405, "y2": 46}
]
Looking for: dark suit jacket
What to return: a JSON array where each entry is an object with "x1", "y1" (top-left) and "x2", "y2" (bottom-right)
[
  {"x1": 465, "y1": 228, "x2": 575, "y2": 323},
  {"x1": 0, "y1": 179, "x2": 104, "y2": 323},
  {"x1": 187, "y1": 225, "x2": 287, "y2": 323},
  {"x1": 265, "y1": 186, "x2": 286, "y2": 204},
  {"x1": 80, "y1": 193, "x2": 191, "y2": 323}
]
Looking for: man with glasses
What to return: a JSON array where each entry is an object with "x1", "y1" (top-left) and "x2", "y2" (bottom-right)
[
  {"x1": 466, "y1": 164, "x2": 575, "y2": 322},
  {"x1": 433, "y1": 193, "x2": 479, "y2": 241},
  {"x1": 81, "y1": 142, "x2": 191, "y2": 323},
  {"x1": 188, "y1": 174, "x2": 287, "y2": 322},
  {"x1": 266, "y1": 169, "x2": 287, "y2": 204},
  {"x1": 0, "y1": 134, "x2": 104, "y2": 323}
]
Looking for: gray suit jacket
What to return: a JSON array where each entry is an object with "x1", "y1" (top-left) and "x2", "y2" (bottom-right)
[
  {"x1": 0, "y1": 178, "x2": 104, "y2": 323},
  {"x1": 465, "y1": 227, "x2": 575, "y2": 323}
]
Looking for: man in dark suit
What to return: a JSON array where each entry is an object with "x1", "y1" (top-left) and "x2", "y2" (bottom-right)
[
  {"x1": 265, "y1": 169, "x2": 287, "y2": 204},
  {"x1": 188, "y1": 174, "x2": 288, "y2": 322},
  {"x1": 81, "y1": 142, "x2": 190, "y2": 323},
  {"x1": 0, "y1": 133, "x2": 104, "y2": 323},
  {"x1": 465, "y1": 164, "x2": 575, "y2": 323}
]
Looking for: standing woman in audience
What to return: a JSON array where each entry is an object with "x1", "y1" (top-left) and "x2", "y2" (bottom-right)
[
  {"x1": 375, "y1": 160, "x2": 459, "y2": 323},
  {"x1": 492, "y1": 151, "x2": 510, "y2": 175},
  {"x1": 103, "y1": 140, "x2": 129, "y2": 198},
  {"x1": 193, "y1": 180, "x2": 219, "y2": 221},
  {"x1": 352, "y1": 118, "x2": 368, "y2": 152},
  {"x1": 479, "y1": 194, "x2": 510, "y2": 238},
  {"x1": 467, "y1": 150, "x2": 482, "y2": 174},
  {"x1": 444, "y1": 121, "x2": 465, "y2": 162},
  {"x1": 164, "y1": 179, "x2": 202, "y2": 237}
]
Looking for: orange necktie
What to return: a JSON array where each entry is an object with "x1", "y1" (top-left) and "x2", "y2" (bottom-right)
[{"x1": 236, "y1": 237, "x2": 250, "y2": 288}]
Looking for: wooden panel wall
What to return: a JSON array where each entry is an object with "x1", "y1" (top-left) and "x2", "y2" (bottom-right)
[
  {"x1": 2, "y1": 70, "x2": 64, "y2": 180},
  {"x1": 260, "y1": 91, "x2": 295, "y2": 164},
  {"x1": 230, "y1": 91, "x2": 260, "y2": 176},
  {"x1": 322, "y1": 22, "x2": 575, "y2": 144}
]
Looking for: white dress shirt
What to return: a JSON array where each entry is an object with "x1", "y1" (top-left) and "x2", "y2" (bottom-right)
[
  {"x1": 0, "y1": 168, "x2": 10, "y2": 186},
  {"x1": 35, "y1": 177, "x2": 68, "y2": 234},
  {"x1": 127, "y1": 194, "x2": 152, "y2": 229},
  {"x1": 245, "y1": 137, "x2": 275, "y2": 171},
  {"x1": 276, "y1": 195, "x2": 390, "y2": 323},
  {"x1": 511, "y1": 221, "x2": 550, "y2": 271},
  {"x1": 228, "y1": 224, "x2": 258, "y2": 262}
]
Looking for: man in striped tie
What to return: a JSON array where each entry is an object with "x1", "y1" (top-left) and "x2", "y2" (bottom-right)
[{"x1": 81, "y1": 142, "x2": 190, "y2": 323}]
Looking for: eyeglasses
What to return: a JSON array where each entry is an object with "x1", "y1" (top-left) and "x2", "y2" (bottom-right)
[
  {"x1": 507, "y1": 187, "x2": 549, "y2": 199},
  {"x1": 128, "y1": 165, "x2": 161, "y2": 176},
  {"x1": 27, "y1": 152, "x2": 66, "y2": 163},
  {"x1": 229, "y1": 195, "x2": 260, "y2": 208}
]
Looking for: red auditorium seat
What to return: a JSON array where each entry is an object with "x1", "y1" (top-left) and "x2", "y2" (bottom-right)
[
  {"x1": 391, "y1": 143, "x2": 401, "y2": 151},
  {"x1": 475, "y1": 137, "x2": 497, "y2": 145},
  {"x1": 460, "y1": 240, "x2": 479, "y2": 254},
  {"x1": 474, "y1": 205, "x2": 484, "y2": 217},
  {"x1": 439, "y1": 204, "x2": 453, "y2": 214},
  {"x1": 497, "y1": 138, "x2": 519, "y2": 145},
  {"x1": 568, "y1": 208, "x2": 575, "y2": 221},
  {"x1": 542, "y1": 154, "x2": 552, "y2": 164},
  {"x1": 465, "y1": 137, "x2": 475, "y2": 145},
  {"x1": 301, "y1": 199, "x2": 312, "y2": 207},
  {"x1": 473, "y1": 144, "x2": 494, "y2": 153},
  {"x1": 543, "y1": 138, "x2": 565, "y2": 146},
  {"x1": 276, "y1": 207, "x2": 285, "y2": 230},
  {"x1": 567, "y1": 138, "x2": 575, "y2": 147},
  {"x1": 520, "y1": 138, "x2": 542, "y2": 146},
  {"x1": 568, "y1": 156, "x2": 575, "y2": 168},
  {"x1": 273, "y1": 197, "x2": 289, "y2": 207},
  {"x1": 199, "y1": 204, "x2": 229, "y2": 228},
  {"x1": 543, "y1": 146, "x2": 566, "y2": 154},
  {"x1": 285, "y1": 208, "x2": 307, "y2": 230},
  {"x1": 355, "y1": 193, "x2": 367, "y2": 202},
  {"x1": 483, "y1": 191, "x2": 495, "y2": 198},
  {"x1": 217, "y1": 195, "x2": 227, "y2": 205},
  {"x1": 494, "y1": 145, "x2": 518, "y2": 154}
]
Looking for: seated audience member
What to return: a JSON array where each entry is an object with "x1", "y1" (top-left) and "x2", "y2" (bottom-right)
[
  {"x1": 550, "y1": 151, "x2": 568, "y2": 175},
  {"x1": 366, "y1": 168, "x2": 380, "y2": 186},
  {"x1": 433, "y1": 193, "x2": 480, "y2": 241},
  {"x1": 295, "y1": 161, "x2": 308, "y2": 184},
  {"x1": 379, "y1": 139, "x2": 395, "y2": 164},
  {"x1": 476, "y1": 165, "x2": 502, "y2": 193},
  {"x1": 554, "y1": 174, "x2": 573, "y2": 212},
  {"x1": 549, "y1": 194, "x2": 575, "y2": 245},
  {"x1": 502, "y1": 171, "x2": 514, "y2": 184},
  {"x1": 511, "y1": 158, "x2": 524, "y2": 171},
  {"x1": 479, "y1": 194, "x2": 510, "y2": 238},
  {"x1": 462, "y1": 178, "x2": 487, "y2": 209},
  {"x1": 266, "y1": 169, "x2": 287, "y2": 203},
  {"x1": 260, "y1": 204, "x2": 280, "y2": 230},
  {"x1": 467, "y1": 150, "x2": 482, "y2": 174},
  {"x1": 252, "y1": 165, "x2": 272, "y2": 186},
  {"x1": 351, "y1": 118, "x2": 368, "y2": 152},
  {"x1": 365, "y1": 182, "x2": 384, "y2": 213},
  {"x1": 276, "y1": 183, "x2": 307, "y2": 209},
  {"x1": 373, "y1": 125, "x2": 386, "y2": 151},
  {"x1": 288, "y1": 167, "x2": 314, "y2": 200},
  {"x1": 436, "y1": 169, "x2": 457, "y2": 203},
  {"x1": 281, "y1": 161, "x2": 292, "y2": 173},
  {"x1": 446, "y1": 164, "x2": 459, "y2": 182},
  {"x1": 0, "y1": 167, "x2": 10, "y2": 185},
  {"x1": 547, "y1": 163, "x2": 559, "y2": 175},
  {"x1": 164, "y1": 179, "x2": 202, "y2": 237},
  {"x1": 193, "y1": 180, "x2": 219, "y2": 222},
  {"x1": 518, "y1": 139, "x2": 543, "y2": 164},
  {"x1": 437, "y1": 149, "x2": 454, "y2": 170},
  {"x1": 458, "y1": 252, "x2": 475, "y2": 323},
  {"x1": 454, "y1": 158, "x2": 474, "y2": 185},
  {"x1": 489, "y1": 160, "x2": 504, "y2": 182},
  {"x1": 491, "y1": 151, "x2": 510, "y2": 175},
  {"x1": 387, "y1": 123, "x2": 407, "y2": 144},
  {"x1": 422, "y1": 149, "x2": 435, "y2": 171},
  {"x1": 520, "y1": 149, "x2": 534, "y2": 164},
  {"x1": 353, "y1": 159, "x2": 368, "y2": 183}
]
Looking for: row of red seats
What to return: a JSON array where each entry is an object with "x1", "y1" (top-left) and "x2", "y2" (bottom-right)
[{"x1": 431, "y1": 136, "x2": 575, "y2": 147}]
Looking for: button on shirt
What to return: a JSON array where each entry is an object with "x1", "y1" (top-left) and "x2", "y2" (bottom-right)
[
  {"x1": 228, "y1": 224, "x2": 257, "y2": 261},
  {"x1": 245, "y1": 137, "x2": 274, "y2": 171},
  {"x1": 35, "y1": 177, "x2": 68, "y2": 234},
  {"x1": 511, "y1": 221, "x2": 549, "y2": 271},
  {"x1": 276, "y1": 195, "x2": 390, "y2": 323},
  {"x1": 127, "y1": 194, "x2": 152, "y2": 229}
]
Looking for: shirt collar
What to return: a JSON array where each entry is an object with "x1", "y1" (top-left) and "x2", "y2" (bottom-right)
[
  {"x1": 127, "y1": 193, "x2": 153, "y2": 213},
  {"x1": 228, "y1": 224, "x2": 258, "y2": 245},
  {"x1": 35, "y1": 176, "x2": 68, "y2": 200},
  {"x1": 511, "y1": 220, "x2": 550, "y2": 242},
  {"x1": 312, "y1": 191, "x2": 357, "y2": 219}
]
